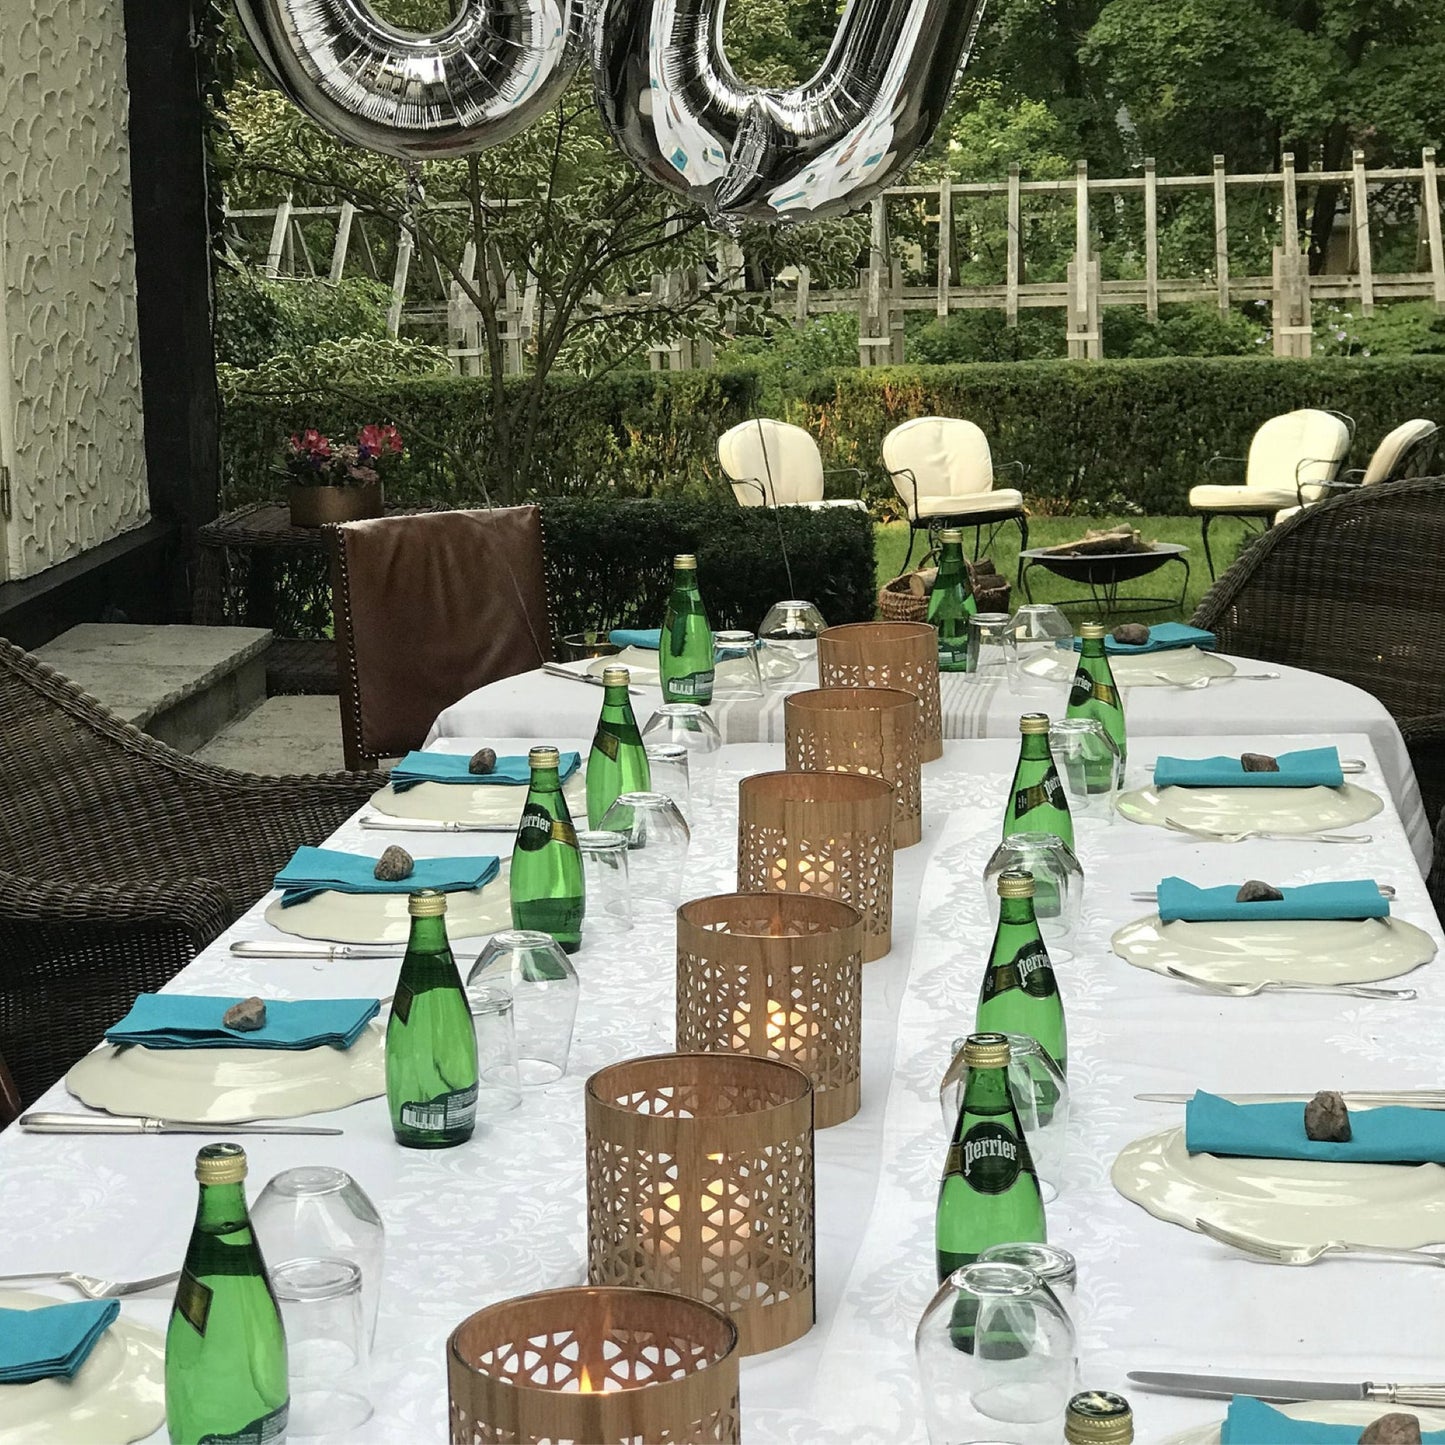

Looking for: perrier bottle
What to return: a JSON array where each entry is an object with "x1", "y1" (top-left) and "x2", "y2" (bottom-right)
[
  {"x1": 586, "y1": 665, "x2": 651, "y2": 828},
  {"x1": 977, "y1": 869, "x2": 1067, "y2": 1077},
  {"x1": 1067, "y1": 621, "x2": 1127, "y2": 787},
  {"x1": 165, "y1": 1144, "x2": 288, "y2": 1444},
  {"x1": 926, "y1": 528, "x2": 978, "y2": 672},
  {"x1": 1003, "y1": 712, "x2": 1074, "y2": 850},
  {"x1": 511, "y1": 745, "x2": 585, "y2": 952},
  {"x1": 660, "y1": 553, "x2": 715, "y2": 704}
]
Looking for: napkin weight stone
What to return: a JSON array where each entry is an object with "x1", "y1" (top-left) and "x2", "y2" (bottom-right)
[
  {"x1": 1360, "y1": 1413, "x2": 1424, "y2": 1444},
  {"x1": 374, "y1": 845, "x2": 415, "y2": 881},
  {"x1": 223, "y1": 997, "x2": 268, "y2": 1031},
  {"x1": 1236, "y1": 880, "x2": 1285, "y2": 903},
  {"x1": 1304, "y1": 1089, "x2": 1352, "y2": 1143},
  {"x1": 1240, "y1": 752, "x2": 1280, "y2": 772}
]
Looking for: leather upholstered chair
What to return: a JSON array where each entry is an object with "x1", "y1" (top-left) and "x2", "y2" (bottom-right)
[{"x1": 330, "y1": 506, "x2": 553, "y2": 770}]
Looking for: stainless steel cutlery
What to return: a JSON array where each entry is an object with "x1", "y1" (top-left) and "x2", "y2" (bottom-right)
[
  {"x1": 19, "y1": 1113, "x2": 343, "y2": 1136},
  {"x1": 1159, "y1": 964, "x2": 1415, "y2": 1000},
  {"x1": 1195, "y1": 1216, "x2": 1445, "y2": 1269},
  {"x1": 1127, "y1": 1370, "x2": 1445, "y2": 1406}
]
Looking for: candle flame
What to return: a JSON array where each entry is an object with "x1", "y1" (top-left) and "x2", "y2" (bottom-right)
[{"x1": 578, "y1": 1363, "x2": 597, "y2": 1393}]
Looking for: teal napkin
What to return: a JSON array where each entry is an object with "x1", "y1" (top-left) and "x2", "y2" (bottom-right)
[
  {"x1": 0, "y1": 1299, "x2": 119, "y2": 1383},
  {"x1": 1154, "y1": 746, "x2": 1344, "y2": 789},
  {"x1": 273, "y1": 846, "x2": 499, "y2": 906},
  {"x1": 609, "y1": 628, "x2": 661, "y2": 650},
  {"x1": 1186, "y1": 1090, "x2": 1445, "y2": 1163},
  {"x1": 1222, "y1": 1396, "x2": 1445, "y2": 1443},
  {"x1": 1157, "y1": 877, "x2": 1389, "y2": 923},
  {"x1": 389, "y1": 750, "x2": 579, "y2": 792},
  {"x1": 1071, "y1": 622, "x2": 1216, "y2": 654},
  {"x1": 105, "y1": 994, "x2": 379, "y2": 1051}
]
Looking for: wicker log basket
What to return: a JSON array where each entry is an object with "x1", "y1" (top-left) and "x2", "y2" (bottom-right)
[{"x1": 879, "y1": 558, "x2": 1010, "y2": 621}]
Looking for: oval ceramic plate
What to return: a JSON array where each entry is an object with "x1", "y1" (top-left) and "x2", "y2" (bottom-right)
[
  {"x1": 369, "y1": 774, "x2": 585, "y2": 825},
  {"x1": 264, "y1": 866, "x2": 510, "y2": 943},
  {"x1": 1020, "y1": 647, "x2": 1236, "y2": 687},
  {"x1": 1113, "y1": 1127, "x2": 1445, "y2": 1248},
  {"x1": 1111, "y1": 913, "x2": 1437, "y2": 985},
  {"x1": 0, "y1": 1291, "x2": 164, "y2": 1445},
  {"x1": 1116, "y1": 782, "x2": 1383, "y2": 835},
  {"x1": 1164, "y1": 1400, "x2": 1445, "y2": 1445},
  {"x1": 586, "y1": 646, "x2": 660, "y2": 684},
  {"x1": 65, "y1": 1021, "x2": 385, "y2": 1123}
]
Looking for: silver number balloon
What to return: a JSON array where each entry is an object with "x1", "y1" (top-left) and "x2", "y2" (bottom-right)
[
  {"x1": 233, "y1": 0, "x2": 585, "y2": 161},
  {"x1": 591, "y1": 0, "x2": 987, "y2": 224}
]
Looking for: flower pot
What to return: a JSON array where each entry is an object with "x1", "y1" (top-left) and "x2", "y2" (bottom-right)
[{"x1": 288, "y1": 481, "x2": 384, "y2": 528}]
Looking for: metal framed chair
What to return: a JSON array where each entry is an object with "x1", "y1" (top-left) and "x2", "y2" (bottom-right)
[
  {"x1": 717, "y1": 419, "x2": 867, "y2": 510},
  {"x1": 1273, "y1": 418, "x2": 1439, "y2": 523}
]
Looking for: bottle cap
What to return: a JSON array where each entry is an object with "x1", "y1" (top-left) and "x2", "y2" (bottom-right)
[
  {"x1": 1080, "y1": 622, "x2": 1107, "y2": 639},
  {"x1": 1019, "y1": 712, "x2": 1051, "y2": 735},
  {"x1": 1065, "y1": 1391, "x2": 1133, "y2": 1443},
  {"x1": 939, "y1": 527, "x2": 963, "y2": 543},
  {"x1": 408, "y1": 888, "x2": 447, "y2": 918},
  {"x1": 195, "y1": 1142, "x2": 247, "y2": 1185},
  {"x1": 602, "y1": 666, "x2": 631, "y2": 687},
  {"x1": 529, "y1": 745, "x2": 561, "y2": 767},
  {"x1": 996, "y1": 869, "x2": 1036, "y2": 899},
  {"x1": 961, "y1": 1032, "x2": 1011, "y2": 1069},
  {"x1": 674, "y1": 554, "x2": 698, "y2": 569}
]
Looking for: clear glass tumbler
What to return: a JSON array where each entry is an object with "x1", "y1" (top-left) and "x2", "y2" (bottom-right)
[
  {"x1": 598, "y1": 791, "x2": 691, "y2": 915},
  {"x1": 713, "y1": 630, "x2": 766, "y2": 700},
  {"x1": 1047, "y1": 718, "x2": 1123, "y2": 818},
  {"x1": 644, "y1": 742, "x2": 692, "y2": 821},
  {"x1": 641, "y1": 704, "x2": 723, "y2": 805},
  {"x1": 982, "y1": 833, "x2": 1084, "y2": 960},
  {"x1": 462, "y1": 981, "x2": 522, "y2": 1115},
  {"x1": 976, "y1": 1243, "x2": 1077, "y2": 1330},
  {"x1": 967, "y1": 613, "x2": 1019, "y2": 687},
  {"x1": 270, "y1": 1257, "x2": 372, "y2": 1437},
  {"x1": 467, "y1": 930, "x2": 579, "y2": 1087},
  {"x1": 577, "y1": 829, "x2": 632, "y2": 934}
]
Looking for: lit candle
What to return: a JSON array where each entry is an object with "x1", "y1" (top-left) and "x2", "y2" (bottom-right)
[{"x1": 770, "y1": 852, "x2": 839, "y2": 890}]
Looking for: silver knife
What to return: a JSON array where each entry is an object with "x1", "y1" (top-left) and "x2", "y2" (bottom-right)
[
  {"x1": 231, "y1": 941, "x2": 403, "y2": 959},
  {"x1": 542, "y1": 662, "x2": 643, "y2": 694},
  {"x1": 1148, "y1": 758, "x2": 1367, "y2": 774},
  {"x1": 1130, "y1": 884, "x2": 1395, "y2": 902},
  {"x1": 359, "y1": 816, "x2": 515, "y2": 833},
  {"x1": 1127, "y1": 1371, "x2": 1445, "y2": 1407},
  {"x1": 20, "y1": 1113, "x2": 343, "y2": 1136},
  {"x1": 1136, "y1": 1091, "x2": 1445, "y2": 1107}
]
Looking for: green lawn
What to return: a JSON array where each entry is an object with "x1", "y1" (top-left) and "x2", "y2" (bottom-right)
[{"x1": 872, "y1": 515, "x2": 1255, "y2": 625}]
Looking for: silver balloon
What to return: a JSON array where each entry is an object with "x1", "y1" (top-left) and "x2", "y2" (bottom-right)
[
  {"x1": 234, "y1": 0, "x2": 585, "y2": 160},
  {"x1": 591, "y1": 0, "x2": 986, "y2": 224}
]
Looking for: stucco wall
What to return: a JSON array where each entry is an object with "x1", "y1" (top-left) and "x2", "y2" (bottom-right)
[{"x1": 0, "y1": 0, "x2": 150, "y2": 582}]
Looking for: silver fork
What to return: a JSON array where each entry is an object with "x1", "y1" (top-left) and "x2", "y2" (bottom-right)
[
  {"x1": 1162, "y1": 964, "x2": 1415, "y2": 1000},
  {"x1": 1196, "y1": 1217, "x2": 1445, "y2": 1268},
  {"x1": 0, "y1": 1268, "x2": 180, "y2": 1299},
  {"x1": 1152, "y1": 671, "x2": 1280, "y2": 689},
  {"x1": 1163, "y1": 818, "x2": 1371, "y2": 844}
]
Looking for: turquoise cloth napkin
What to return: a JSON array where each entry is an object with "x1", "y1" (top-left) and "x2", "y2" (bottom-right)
[
  {"x1": 1157, "y1": 876, "x2": 1389, "y2": 923},
  {"x1": 1154, "y1": 746, "x2": 1344, "y2": 789},
  {"x1": 0, "y1": 1299, "x2": 119, "y2": 1384},
  {"x1": 1071, "y1": 622, "x2": 1216, "y2": 654},
  {"x1": 389, "y1": 750, "x2": 578, "y2": 792},
  {"x1": 1186, "y1": 1089, "x2": 1445, "y2": 1163},
  {"x1": 273, "y1": 846, "x2": 499, "y2": 905},
  {"x1": 609, "y1": 628, "x2": 661, "y2": 650},
  {"x1": 1222, "y1": 1396, "x2": 1445, "y2": 1443},
  {"x1": 105, "y1": 994, "x2": 379, "y2": 1051}
]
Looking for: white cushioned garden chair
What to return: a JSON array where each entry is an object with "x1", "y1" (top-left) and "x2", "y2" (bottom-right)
[
  {"x1": 717, "y1": 419, "x2": 867, "y2": 510},
  {"x1": 1188, "y1": 408, "x2": 1354, "y2": 576},
  {"x1": 881, "y1": 416, "x2": 1028, "y2": 572},
  {"x1": 1273, "y1": 417, "x2": 1438, "y2": 524}
]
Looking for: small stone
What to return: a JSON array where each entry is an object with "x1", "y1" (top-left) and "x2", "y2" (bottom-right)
[
  {"x1": 1111, "y1": 623, "x2": 1150, "y2": 646},
  {"x1": 1359, "y1": 1413, "x2": 1423, "y2": 1444},
  {"x1": 1304, "y1": 1089, "x2": 1353, "y2": 1143},
  {"x1": 468, "y1": 747, "x2": 498, "y2": 775},
  {"x1": 374, "y1": 845, "x2": 415, "y2": 881},
  {"x1": 223, "y1": 997, "x2": 267, "y2": 1032},
  {"x1": 1236, "y1": 879, "x2": 1285, "y2": 903},
  {"x1": 1240, "y1": 752, "x2": 1280, "y2": 772}
]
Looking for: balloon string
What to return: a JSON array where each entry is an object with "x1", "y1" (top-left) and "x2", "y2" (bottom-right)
[{"x1": 756, "y1": 419, "x2": 798, "y2": 600}]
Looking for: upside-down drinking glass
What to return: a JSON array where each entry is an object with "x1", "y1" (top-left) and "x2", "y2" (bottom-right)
[
  {"x1": 467, "y1": 930, "x2": 579, "y2": 1087},
  {"x1": 270, "y1": 1257, "x2": 372, "y2": 1437},
  {"x1": 982, "y1": 833, "x2": 1084, "y2": 960},
  {"x1": 966, "y1": 614, "x2": 1019, "y2": 687},
  {"x1": 976, "y1": 1243, "x2": 1078, "y2": 1331},
  {"x1": 598, "y1": 791, "x2": 692, "y2": 914},
  {"x1": 1048, "y1": 718, "x2": 1123, "y2": 818},
  {"x1": 1009, "y1": 605, "x2": 1073, "y2": 668},
  {"x1": 576, "y1": 828, "x2": 632, "y2": 935},
  {"x1": 461, "y1": 981, "x2": 523, "y2": 1115},
  {"x1": 644, "y1": 742, "x2": 692, "y2": 821},
  {"x1": 641, "y1": 705, "x2": 723, "y2": 805},
  {"x1": 713, "y1": 630, "x2": 765, "y2": 700}
]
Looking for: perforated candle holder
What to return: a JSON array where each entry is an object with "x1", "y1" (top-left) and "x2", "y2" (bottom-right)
[
  {"x1": 784, "y1": 686, "x2": 922, "y2": 848},
  {"x1": 816, "y1": 620, "x2": 943, "y2": 762},
  {"x1": 447, "y1": 1285, "x2": 740, "y2": 1445},
  {"x1": 676, "y1": 893, "x2": 864, "y2": 1129},
  {"x1": 585, "y1": 1052, "x2": 815, "y2": 1357},
  {"x1": 736, "y1": 770, "x2": 895, "y2": 961}
]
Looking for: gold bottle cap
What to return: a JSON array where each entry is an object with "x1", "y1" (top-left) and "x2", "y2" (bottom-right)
[
  {"x1": 939, "y1": 527, "x2": 963, "y2": 543},
  {"x1": 1080, "y1": 622, "x2": 1107, "y2": 639},
  {"x1": 195, "y1": 1143, "x2": 247, "y2": 1185},
  {"x1": 1065, "y1": 1391, "x2": 1134, "y2": 1444},
  {"x1": 996, "y1": 869, "x2": 1036, "y2": 899},
  {"x1": 529, "y1": 745, "x2": 561, "y2": 767},
  {"x1": 674, "y1": 554, "x2": 698, "y2": 569},
  {"x1": 962, "y1": 1032, "x2": 1012, "y2": 1069},
  {"x1": 1019, "y1": 712, "x2": 1052, "y2": 735},
  {"x1": 408, "y1": 888, "x2": 448, "y2": 917},
  {"x1": 602, "y1": 665, "x2": 631, "y2": 687}
]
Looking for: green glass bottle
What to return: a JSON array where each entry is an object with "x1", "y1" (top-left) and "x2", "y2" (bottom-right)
[
  {"x1": 386, "y1": 889, "x2": 479, "y2": 1148},
  {"x1": 511, "y1": 744, "x2": 586, "y2": 953},
  {"x1": 926, "y1": 527, "x2": 978, "y2": 672},
  {"x1": 586, "y1": 665, "x2": 652, "y2": 828},
  {"x1": 1067, "y1": 621, "x2": 1127, "y2": 787},
  {"x1": 165, "y1": 1144, "x2": 288, "y2": 1445},
  {"x1": 936, "y1": 1032, "x2": 1046, "y2": 1286},
  {"x1": 977, "y1": 870, "x2": 1067, "y2": 1077},
  {"x1": 1003, "y1": 713, "x2": 1074, "y2": 849},
  {"x1": 660, "y1": 553, "x2": 715, "y2": 704}
]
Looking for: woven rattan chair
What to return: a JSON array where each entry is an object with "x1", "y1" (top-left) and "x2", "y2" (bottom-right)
[
  {"x1": 0, "y1": 638, "x2": 382, "y2": 1107},
  {"x1": 0, "y1": 1047, "x2": 19, "y2": 1129},
  {"x1": 1401, "y1": 714, "x2": 1445, "y2": 841}
]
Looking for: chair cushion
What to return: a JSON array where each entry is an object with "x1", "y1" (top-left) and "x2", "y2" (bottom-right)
[
  {"x1": 883, "y1": 417, "x2": 995, "y2": 518},
  {"x1": 1362, "y1": 418, "x2": 1438, "y2": 486},
  {"x1": 915, "y1": 489, "x2": 1024, "y2": 519},
  {"x1": 719, "y1": 420, "x2": 824, "y2": 505},
  {"x1": 1190, "y1": 484, "x2": 1299, "y2": 511},
  {"x1": 1245, "y1": 409, "x2": 1351, "y2": 491},
  {"x1": 1273, "y1": 504, "x2": 1303, "y2": 524}
]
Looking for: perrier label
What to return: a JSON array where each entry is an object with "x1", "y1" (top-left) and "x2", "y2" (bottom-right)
[
  {"x1": 1066, "y1": 621, "x2": 1127, "y2": 784},
  {"x1": 1002, "y1": 713, "x2": 1074, "y2": 849},
  {"x1": 976, "y1": 869, "x2": 1066, "y2": 1076},
  {"x1": 510, "y1": 745, "x2": 585, "y2": 952}
]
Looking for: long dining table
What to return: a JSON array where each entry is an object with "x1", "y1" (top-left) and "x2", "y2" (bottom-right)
[{"x1": 1, "y1": 731, "x2": 1441, "y2": 1443}]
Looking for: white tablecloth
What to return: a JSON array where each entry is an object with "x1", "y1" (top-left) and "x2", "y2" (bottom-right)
[
  {"x1": 428, "y1": 657, "x2": 1430, "y2": 870},
  {"x1": 1, "y1": 733, "x2": 1441, "y2": 1443}
]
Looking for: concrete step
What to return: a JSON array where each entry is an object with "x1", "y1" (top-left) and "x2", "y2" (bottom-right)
[
  {"x1": 36, "y1": 623, "x2": 272, "y2": 754},
  {"x1": 194, "y1": 695, "x2": 347, "y2": 776}
]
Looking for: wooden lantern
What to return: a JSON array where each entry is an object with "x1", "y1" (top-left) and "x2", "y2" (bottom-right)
[
  {"x1": 816, "y1": 620, "x2": 943, "y2": 762},
  {"x1": 447, "y1": 1285, "x2": 740, "y2": 1444},
  {"x1": 585, "y1": 1052, "x2": 815, "y2": 1357},
  {"x1": 784, "y1": 686, "x2": 922, "y2": 848},
  {"x1": 676, "y1": 892, "x2": 864, "y2": 1128}
]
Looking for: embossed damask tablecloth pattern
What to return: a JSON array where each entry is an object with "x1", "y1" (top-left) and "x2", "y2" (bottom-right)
[{"x1": 0, "y1": 733, "x2": 1438, "y2": 1443}]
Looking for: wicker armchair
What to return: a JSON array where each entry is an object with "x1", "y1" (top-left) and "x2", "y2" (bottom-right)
[
  {"x1": 1401, "y1": 714, "x2": 1445, "y2": 843},
  {"x1": 0, "y1": 639, "x2": 383, "y2": 1107},
  {"x1": 0, "y1": 1047, "x2": 19, "y2": 1129}
]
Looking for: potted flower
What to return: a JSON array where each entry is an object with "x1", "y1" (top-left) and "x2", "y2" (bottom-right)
[{"x1": 284, "y1": 423, "x2": 403, "y2": 527}]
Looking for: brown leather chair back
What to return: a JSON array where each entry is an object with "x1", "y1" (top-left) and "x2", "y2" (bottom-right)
[{"x1": 330, "y1": 506, "x2": 553, "y2": 769}]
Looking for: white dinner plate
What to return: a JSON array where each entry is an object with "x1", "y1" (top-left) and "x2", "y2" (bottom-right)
[
  {"x1": 1111, "y1": 913, "x2": 1437, "y2": 985},
  {"x1": 264, "y1": 865, "x2": 511, "y2": 943},
  {"x1": 65, "y1": 1021, "x2": 385, "y2": 1123},
  {"x1": 1113, "y1": 1127, "x2": 1445, "y2": 1248},
  {"x1": 1164, "y1": 1400, "x2": 1445, "y2": 1444},
  {"x1": 0, "y1": 1291, "x2": 164, "y2": 1445},
  {"x1": 1116, "y1": 782, "x2": 1383, "y2": 835},
  {"x1": 586, "y1": 646, "x2": 661, "y2": 684},
  {"x1": 1020, "y1": 647, "x2": 1235, "y2": 687},
  {"x1": 368, "y1": 773, "x2": 585, "y2": 825}
]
